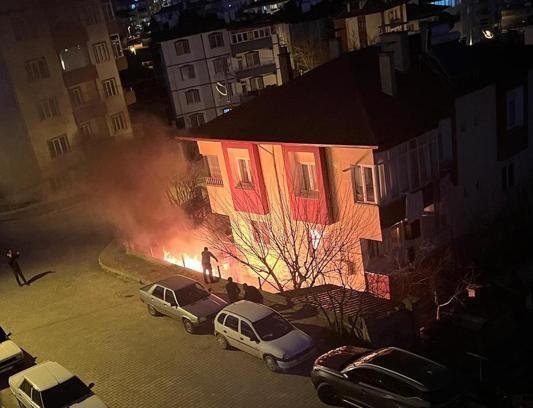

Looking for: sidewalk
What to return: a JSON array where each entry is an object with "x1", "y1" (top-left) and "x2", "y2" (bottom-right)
[{"x1": 98, "y1": 241, "x2": 332, "y2": 341}]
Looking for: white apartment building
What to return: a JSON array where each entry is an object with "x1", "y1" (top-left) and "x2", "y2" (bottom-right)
[{"x1": 158, "y1": 23, "x2": 287, "y2": 129}]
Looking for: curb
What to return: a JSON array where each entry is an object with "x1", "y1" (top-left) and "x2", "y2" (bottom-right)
[{"x1": 97, "y1": 253, "x2": 147, "y2": 285}]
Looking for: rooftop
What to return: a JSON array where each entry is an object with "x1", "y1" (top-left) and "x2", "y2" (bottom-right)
[
  {"x1": 223, "y1": 300, "x2": 274, "y2": 322},
  {"x1": 337, "y1": 0, "x2": 408, "y2": 18},
  {"x1": 20, "y1": 361, "x2": 74, "y2": 392},
  {"x1": 156, "y1": 275, "x2": 197, "y2": 290},
  {"x1": 189, "y1": 40, "x2": 453, "y2": 150}
]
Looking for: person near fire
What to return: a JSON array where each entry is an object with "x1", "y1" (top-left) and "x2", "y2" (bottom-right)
[
  {"x1": 6, "y1": 249, "x2": 28, "y2": 287},
  {"x1": 242, "y1": 283, "x2": 263, "y2": 304},
  {"x1": 201, "y1": 247, "x2": 218, "y2": 284},
  {"x1": 225, "y1": 277, "x2": 241, "y2": 303}
]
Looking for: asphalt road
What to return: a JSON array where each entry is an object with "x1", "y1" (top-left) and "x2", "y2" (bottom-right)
[{"x1": 0, "y1": 203, "x2": 326, "y2": 408}]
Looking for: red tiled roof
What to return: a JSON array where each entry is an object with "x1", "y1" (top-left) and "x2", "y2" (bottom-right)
[{"x1": 189, "y1": 46, "x2": 453, "y2": 149}]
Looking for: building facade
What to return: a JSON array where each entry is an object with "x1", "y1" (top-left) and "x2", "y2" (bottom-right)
[{"x1": 0, "y1": 0, "x2": 134, "y2": 205}]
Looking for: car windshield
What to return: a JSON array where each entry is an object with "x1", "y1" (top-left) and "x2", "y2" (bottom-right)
[
  {"x1": 41, "y1": 376, "x2": 91, "y2": 407},
  {"x1": 253, "y1": 313, "x2": 293, "y2": 341},
  {"x1": 0, "y1": 327, "x2": 7, "y2": 342},
  {"x1": 174, "y1": 283, "x2": 209, "y2": 306}
]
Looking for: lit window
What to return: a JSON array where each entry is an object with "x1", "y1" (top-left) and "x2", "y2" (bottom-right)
[
  {"x1": 47, "y1": 134, "x2": 71, "y2": 158},
  {"x1": 174, "y1": 39, "x2": 190, "y2": 56}
]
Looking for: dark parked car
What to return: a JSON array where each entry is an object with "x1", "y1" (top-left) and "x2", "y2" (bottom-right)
[{"x1": 311, "y1": 346, "x2": 464, "y2": 407}]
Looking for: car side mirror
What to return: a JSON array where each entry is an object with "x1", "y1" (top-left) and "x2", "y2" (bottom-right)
[
  {"x1": 88, "y1": 382, "x2": 95, "y2": 389},
  {"x1": 250, "y1": 335, "x2": 259, "y2": 343}
]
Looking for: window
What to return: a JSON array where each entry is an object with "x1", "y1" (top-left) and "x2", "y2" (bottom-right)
[
  {"x1": 174, "y1": 39, "x2": 190, "y2": 56},
  {"x1": 36, "y1": 97, "x2": 60, "y2": 121},
  {"x1": 47, "y1": 135, "x2": 71, "y2": 159},
  {"x1": 245, "y1": 51, "x2": 260, "y2": 67},
  {"x1": 180, "y1": 65, "x2": 196, "y2": 80},
  {"x1": 390, "y1": 225, "x2": 401, "y2": 250},
  {"x1": 224, "y1": 315, "x2": 239, "y2": 331},
  {"x1": 297, "y1": 162, "x2": 318, "y2": 197},
  {"x1": 79, "y1": 122, "x2": 92, "y2": 138},
  {"x1": 309, "y1": 229, "x2": 322, "y2": 250},
  {"x1": 31, "y1": 389, "x2": 43, "y2": 407},
  {"x1": 93, "y1": 42, "x2": 110, "y2": 63},
  {"x1": 81, "y1": 4, "x2": 100, "y2": 25},
  {"x1": 345, "y1": 368, "x2": 384, "y2": 387},
  {"x1": 507, "y1": 86, "x2": 524, "y2": 130},
  {"x1": 251, "y1": 221, "x2": 270, "y2": 245},
  {"x1": 240, "y1": 321, "x2": 256, "y2": 339},
  {"x1": 208, "y1": 32, "x2": 224, "y2": 48},
  {"x1": 20, "y1": 380, "x2": 32, "y2": 397},
  {"x1": 237, "y1": 158, "x2": 253, "y2": 186},
  {"x1": 188, "y1": 113, "x2": 205, "y2": 128},
  {"x1": 365, "y1": 239, "x2": 383, "y2": 260},
  {"x1": 206, "y1": 155, "x2": 222, "y2": 179},
  {"x1": 110, "y1": 34, "x2": 123, "y2": 58},
  {"x1": 24, "y1": 58, "x2": 49, "y2": 82},
  {"x1": 165, "y1": 289, "x2": 177, "y2": 305},
  {"x1": 217, "y1": 313, "x2": 227, "y2": 324},
  {"x1": 250, "y1": 76, "x2": 264, "y2": 91},
  {"x1": 152, "y1": 285, "x2": 164, "y2": 299},
  {"x1": 111, "y1": 112, "x2": 127, "y2": 133},
  {"x1": 352, "y1": 165, "x2": 378, "y2": 204},
  {"x1": 185, "y1": 89, "x2": 201, "y2": 105},
  {"x1": 213, "y1": 57, "x2": 229, "y2": 74},
  {"x1": 102, "y1": 1, "x2": 115, "y2": 21},
  {"x1": 69, "y1": 87, "x2": 84, "y2": 107},
  {"x1": 102, "y1": 78, "x2": 118, "y2": 97}
]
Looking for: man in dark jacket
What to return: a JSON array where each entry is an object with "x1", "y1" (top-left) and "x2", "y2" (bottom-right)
[
  {"x1": 225, "y1": 277, "x2": 240, "y2": 303},
  {"x1": 243, "y1": 283, "x2": 264, "y2": 304},
  {"x1": 6, "y1": 249, "x2": 28, "y2": 287}
]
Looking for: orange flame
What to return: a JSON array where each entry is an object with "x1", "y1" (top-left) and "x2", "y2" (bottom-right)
[{"x1": 163, "y1": 249, "x2": 203, "y2": 272}]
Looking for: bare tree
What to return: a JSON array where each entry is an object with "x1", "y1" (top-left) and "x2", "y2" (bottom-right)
[{"x1": 292, "y1": 38, "x2": 330, "y2": 75}]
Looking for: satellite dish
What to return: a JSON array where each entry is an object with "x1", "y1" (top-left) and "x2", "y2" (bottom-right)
[{"x1": 216, "y1": 82, "x2": 228, "y2": 96}]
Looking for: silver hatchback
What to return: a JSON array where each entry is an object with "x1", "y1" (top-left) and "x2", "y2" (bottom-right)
[{"x1": 214, "y1": 301, "x2": 315, "y2": 372}]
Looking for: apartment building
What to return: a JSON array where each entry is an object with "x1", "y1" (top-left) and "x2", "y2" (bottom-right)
[
  {"x1": 0, "y1": 0, "x2": 133, "y2": 205},
  {"x1": 157, "y1": 21, "x2": 286, "y2": 128},
  {"x1": 183, "y1": 33, "x2": 533, "y2": 300}
]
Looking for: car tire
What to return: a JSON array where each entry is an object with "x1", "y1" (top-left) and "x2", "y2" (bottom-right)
[
  {"x1": 147, "y1": 304, "x2": 160, "y2": 316},
  {"x1": 183, "y1": 319, "x2": 194, "y2": 334},
  {"x1": 216, "y1": 334, "x2": 229, "y2": 349},
  {"x1": 316, "y1": 383, "x2": 338, "y2": 406},
  {"x1": 263, "y1": 355, "x2": 280, "y2": 372}
]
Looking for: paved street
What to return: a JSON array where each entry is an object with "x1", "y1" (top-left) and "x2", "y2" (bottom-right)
[{"x1": 0, "y1": 204, "x2": 326, "y2": 408}]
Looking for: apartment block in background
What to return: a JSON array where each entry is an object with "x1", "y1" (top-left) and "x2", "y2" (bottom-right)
[{"x1": 0, "y1": 0, "x2": 133, "y2": 205}]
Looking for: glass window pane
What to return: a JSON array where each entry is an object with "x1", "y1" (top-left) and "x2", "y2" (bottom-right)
[
  {"x1": 364, "y1": 167, "x2": 375, "y2": 202},
  {"x1": 353, "y1": 167, "x2": 364, "y2": 202}
]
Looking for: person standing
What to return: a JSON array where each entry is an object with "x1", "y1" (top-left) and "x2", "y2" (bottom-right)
[
  {"x1": 6, "y1": 249, "x2": 28, "y2": 287},
  {"x1": 201, "y1": 247, "x2": 218, "y2": 284},
  {"x1": 243, "y1": 283, "x2": 263, "y2": 304},
  {"x1": 225, "y1": 277, "x2": 241, "y2": 303}
]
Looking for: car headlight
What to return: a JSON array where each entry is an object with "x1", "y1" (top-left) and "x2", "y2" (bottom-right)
[{"x1": 199, "y1": 317, "x2": 207, "y2": 323}]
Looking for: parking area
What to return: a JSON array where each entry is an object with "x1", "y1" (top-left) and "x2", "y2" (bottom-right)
[{"x1": 0, "y1": 205, "x2": 326, "y2": 408}]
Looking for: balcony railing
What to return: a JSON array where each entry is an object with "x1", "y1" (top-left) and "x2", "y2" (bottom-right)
[
  {"x1": 235, "y1": 63, "x2": 277, "y2": 80},
  {"x1": 205, "y1": 177, "x2": 224, "y2": 187},
  {"x1": 230, "y1": 36, "x2": 273, "y2": 54}
]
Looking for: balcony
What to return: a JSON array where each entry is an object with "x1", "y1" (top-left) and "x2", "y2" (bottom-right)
[
  {"x1": 235, "y1": 63, "x2": 277, "y2": 80},
  {"x1": 63, "y1": 65, "x2": 98, "y2": 87},
  {"x1": 230, "y1": 36, "x2": 273, "y2": 54},
  {"x1": 116, "y1": 55, "x2": 128, "y2": 71},
  {"x1": 50, "y1": 22, "x2": 88, "y2": 52},
  {"x1": 205, "y1": 177, "x2": 223, "y2": 187},
  {"x1": 72, "y1": 100, "x2": 107, "y2": 125},
  {"x1": 123, "y1": 87, "x2": 136, "y2": 105}
]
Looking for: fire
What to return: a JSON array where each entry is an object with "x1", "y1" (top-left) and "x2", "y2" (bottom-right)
[{"x1": 163, "y1": 249, "x2": 203, "y2": 272}]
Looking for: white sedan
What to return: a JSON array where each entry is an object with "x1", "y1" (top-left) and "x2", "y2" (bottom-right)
[
  {"x1": 0, "y1": 326, "x2": 24, "y2": 373},
  {"x1": 9, "y1": 361, "x2": 107, "y2": 407},
  {"x1": 214, "y1": 300, "x2": 316, "y2": 372}
]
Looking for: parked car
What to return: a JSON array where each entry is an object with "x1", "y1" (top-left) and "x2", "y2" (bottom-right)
[
  {"x1": 139, "y1": 275, "x2": 227, "y2": 333},
  {"x1": 311, "y1": 346, "x2": 465, "y2": 407},
  {"x1": 214, "y1": 300, "x2": 315, "y2": 372},
  {"x1": 0, "y1": 326, "x2": 24, "y2": 374},
  {"x1": 9, "y1": 361, "x2": 107, "y2": 407}
]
